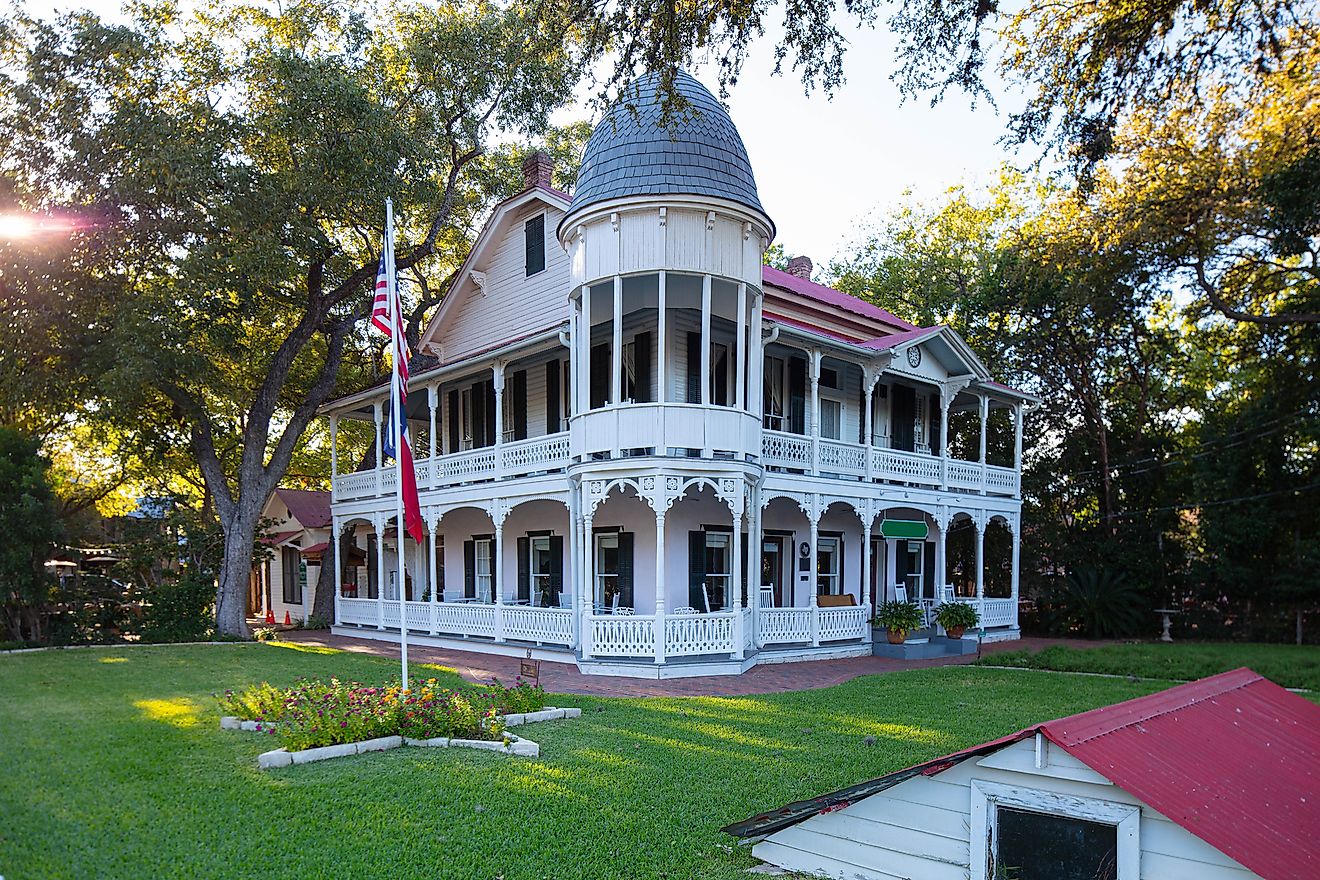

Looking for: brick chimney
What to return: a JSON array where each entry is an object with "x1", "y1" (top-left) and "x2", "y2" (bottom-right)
[
  {"x1": 522, "y1": 151, "x2": 554, "y2": 191},
  {"x1": 787, "y1": 255, "x2": 813, "y2": 280}
]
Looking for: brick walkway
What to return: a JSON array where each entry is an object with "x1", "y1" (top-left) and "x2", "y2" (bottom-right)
[{"x1": 279, "y1": 630, "x2": 1081, "y2": 697}]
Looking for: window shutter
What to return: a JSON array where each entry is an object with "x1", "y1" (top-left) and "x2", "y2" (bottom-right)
[
  {"x1": 483, "y1": 380, "x2": 496, "y2": 447},
  {"x1": 929, "y1": 393, "x2": 942, "y2": 453},
  {"x1": 788, "y1": 357, "x2": 806, "y2": 434},
  {"x1": 548, "y1": 535, "x2": 564, "y2": 606},
  {"x1": 712, "y1": 345, "x2": 728, "y2": 406},
  {"x1": 447, "y1": 390, "x2": 459, "y2": 452},
  {"x1": 688, "y1": 530, "x2": 706, "y2": 610},
  {"x1": 590, "y1": 343, "x2": 610, "y2": 409},
  {"x1": 924, "y1": 540, "x2": 937, "y2": 600},
  {"x1": 563, "y1": 360, "x2": 571, "y2": 417},
  {"x1": 545, "y1": 360, "x2": 561, "y2": 434},
  {"x1": 463, "y1": 540, "x2": 475, "y2": 599},
  {"x1": 524, "y1": 215, "x2": 545, "y2": 276},
  {"x1": 470, "y1": 382, "x2": 486, "y2": 447},
  {"x1": 892, "y1": 385, "x2": 915, "y2": 451},
  {"x1": 512, "y1": 370, "x2": 528, "y2": 440},
  {"x1": 685, "y1": 332, "x2": 701, "y2": 403},
  {"x1": 617, "y1": 532, "x2": 634, "y2": 609},
  {"x1": 517, "y1": 537, "x2": 530, "y2": 604},
  {"x1": 367, "y1": 536, "x2": 379, "y2": 599},
  {"x1": 633, "y1": 331, "x2": 652, "y2": 403},
  {"x1": 740, "y1": 532, "x2": 749, "y2": 607}
]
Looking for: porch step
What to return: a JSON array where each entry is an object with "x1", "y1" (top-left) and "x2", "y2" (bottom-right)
[{"x1": 575, "y1": 653, "x2": 758, "y2": 679}]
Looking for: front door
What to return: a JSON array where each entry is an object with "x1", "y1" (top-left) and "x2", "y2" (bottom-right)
[
  {"x1": 594, "y1": 531, "x2": 634, "y2": 611},
  {"x1": 761, "y1": 535, "x2": 788, "y2": 608},
  {"x1": 869, "y1": 536, "x2": 885, "y2": 608}
]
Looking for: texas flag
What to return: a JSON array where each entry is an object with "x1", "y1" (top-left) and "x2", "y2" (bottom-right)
[{"x1": 374, "y1": 205, "x2": 424, "y2": 544}]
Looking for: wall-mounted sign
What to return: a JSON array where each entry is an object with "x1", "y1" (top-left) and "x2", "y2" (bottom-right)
[{"x1": 879, "y1": 519, "x2": 929, "y2": 540}]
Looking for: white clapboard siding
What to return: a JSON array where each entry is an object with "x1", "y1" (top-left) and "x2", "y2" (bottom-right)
[
  {"x1": 758, "y1": 736, "x2": 1263, "y2": 880},
  {"x1": 439, "y1": 201, "x2": 571, "y2": 363}
]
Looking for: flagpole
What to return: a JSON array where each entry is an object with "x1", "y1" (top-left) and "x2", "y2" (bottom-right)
[{"x1": 387, "y1": 198, "x2": 410, "y2": 691}]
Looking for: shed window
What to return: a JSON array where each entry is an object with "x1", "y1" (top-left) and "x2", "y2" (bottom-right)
[
  {"x1": 995, "y1": 807, "x2": 1117, "y2": 880},
  {"x1": 525, "y1": 215, "x2": 545, "y2": 276}
]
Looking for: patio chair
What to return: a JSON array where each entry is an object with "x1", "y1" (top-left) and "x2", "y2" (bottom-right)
[
  {"x1": 758, "y1": 586, "x2": 775, "y2": 609},
  {"x1": 940, "y1": 584, "x2": 956, "y2": 604},
  {"x1": 610, "y1": 593, "x2": 620, "y2": 614},
  {"x1": 614, "y1": 606, "x2": 635, "y2": 616},
  {"x1": 674, "y1": 606, "x2": 699, "y2": 615},
  {"x1": 701, "y1": 583, "x2": 712, "y2": 614},
  {"x1": 893, "y1": 584, "x2": 908, "y2": 604}
]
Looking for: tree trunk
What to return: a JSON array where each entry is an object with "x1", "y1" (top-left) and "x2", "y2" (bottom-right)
[
  {"x1": 311, "y1": 529, "x2": 339, "y2": 625},
  {"x1": 215, "y1": 508, "x2": 261, "y2": 638}
]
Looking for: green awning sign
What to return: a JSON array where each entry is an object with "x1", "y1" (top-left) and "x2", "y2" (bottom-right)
[{"x1": 879, "y1": 519, "x2": 929, "y2": 539}]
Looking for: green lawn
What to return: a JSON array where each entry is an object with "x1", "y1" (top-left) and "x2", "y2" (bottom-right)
[
  {"x1": 980, "y1": 640, "x2": 1320, "y2": 692},
  {"x1": 1, "y1": 643, "x2": 1176, "y2": 879}
]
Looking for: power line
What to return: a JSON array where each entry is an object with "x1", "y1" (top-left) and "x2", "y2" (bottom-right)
[{"x1": 1108, "y1": 481, "x2": 1320, "y2": 519}]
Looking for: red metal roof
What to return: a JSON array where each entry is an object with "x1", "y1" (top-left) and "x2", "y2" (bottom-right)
[
  {"x1": 274, "y1": 488, "x2": 331, "y2": 528},
  {"x1": 1039, "y1": 668, "x2": 1320, "y2": 880},
  {"x1": 299, "y1": 541, "x2": 329, "y2": 555},
  {"x1": 761, "y1": 266, "x2": 917, "y2": 332},
  {"x1": 727, "y1": 668, "x2": 1320, "y2": 880},
  {"x1": 258, "y1": 530, "x2": 302, "y2": 547}
]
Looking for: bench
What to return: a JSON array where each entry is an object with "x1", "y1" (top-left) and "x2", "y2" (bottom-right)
[{"x1": 816, "y1": 594, "x2": 858, "y2": 608}]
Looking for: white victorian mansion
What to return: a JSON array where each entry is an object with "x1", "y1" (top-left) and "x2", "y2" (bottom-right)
[{"x1": 322, "y1": 71, "x2": 1034, "y2": 677}]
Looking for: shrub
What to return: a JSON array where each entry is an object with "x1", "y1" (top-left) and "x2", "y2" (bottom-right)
[
  {"x1": 935, "y1": 601, "x2": 980, "y2": 630},
  {"x1": 216, "y1": 681, "x2": 291, "y2": 722},
  {"x1": 139, "y1": 572, "x2": 214, "y2": 643},
  {"x1": 493, "y1": 678, "x2": 547, "y2": 715},
  {"x1": 873, "y1": 600, "x2": 924, "y2": 632},
  {"x1": 1039, "y1": 568, "x2": 1147, "y2": 639}
]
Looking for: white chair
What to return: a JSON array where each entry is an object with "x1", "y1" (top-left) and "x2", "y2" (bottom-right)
[
  {"x1": 614, "y1": 606, "x2": 634, "y2": 616},
  {"x1": 610, "y1": 593, "x2": 620, "y2": 614},
  {"x1": 940, "y1": 584, "x2": 956, "y2": 605},
  {"x1": 893, "y1": 584, "x2": 908, "y2": 604},
  {"x1": 758, "y1": 586, "x2": 775, "y2": 609},
  {"x1": 557, "y1": 592, "x2": 573, "y2": 609},
  {"x1": 674, "y1": 606, "x2": 699, "y2": 615},
  {"x1": 701, "y1": 583, "x2": 712, "y2": 613}
]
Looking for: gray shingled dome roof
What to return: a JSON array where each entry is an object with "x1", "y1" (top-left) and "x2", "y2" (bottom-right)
[{"x1": 567, "y1": 71, "x2": 770, "y2": 229}]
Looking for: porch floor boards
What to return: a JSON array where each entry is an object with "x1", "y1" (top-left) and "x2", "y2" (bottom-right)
[{"x1": 283, "y1": 630, "x2": 1077, "y2": 697}]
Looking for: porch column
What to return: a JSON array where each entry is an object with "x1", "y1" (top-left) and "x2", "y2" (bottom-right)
[
  {"x1": 731, "y1": 504, "x2": 744, "y2": 661},
  {"x1": 332, "y1": 516, "x2": 343, "y2": 625},
  {"x1": 567, "y1": 488, "x2": 580, "y2": 649},
  {"x1": 427, "y1": 510, "x2": 439, "y2": 634},
  {"x1": 861, "y1": 517, "x2": 872, "y2": 613},
  {"x1": 493, "y1": 362, "x2": 506, "y2": 477},
  {"x1": 750, "y1": 292, "x2": 764, "y2": 420},
  {"x1": 428, "y1": 386, "x2": 438, "y2": 489},
  {"x1": 329, "y1": 416, "x2": 338, "y2": 502},
  {"x1": 654, "y1": 509, "x2": 666, "y2": 664},
  {"x1": 939, "y1": 394, "x2": 951, "y2": 490},
  {"x1": 375, "y1": 514, "x2": 386, "y2": 629},
  {"x1": 735, "y1": 282, "x2": 747, "y2": 413},
  {"x1": 1010, "y1": 514, "x2": 1021, "y2": 629},
  {"x1": 493, "y1": 512, "x2": 505, "y2": 642},
  {"x1": 863, "y1": 375, "x2": 875, "y2": 482},
  {"x1": 809, "y1": 508, "x2": 820, "y2": 647},
  {"x1": 978, "y1": 394, "x2": 989, "y2": 495},
  {"x1": 809, "y1": 350, "x2": 822, "y2": 475},
  {"x1": 1013, "y1": 403, "x2": 1025, "y2": 490},
  {"x1": 373, "y1": 402, "x2": 383, "y2": 496},
  {"x1": 700, "y1": 275, "x2": 712, "y2": 405},
  {"x1": 611, "y1": 275, "x2": 623, "y2": 410},
  {"x1": 975, "y1": 515, "x2": 985, "y2": 601},
  {"x1": 750, "y1": 490, "x2": 763, "y2": 648},
  {"x1": 934, "y1": 517, "x2": 947, "y2": 597},
  {"x1": 579, "y1": 285, "x2": 591, "y2": 413},
  {"x1": 580, "y1": 505, "x2": 595, "y2": 660},
  {"x1": 657, "y1": 271, "x2": 667, "y2": 417}
]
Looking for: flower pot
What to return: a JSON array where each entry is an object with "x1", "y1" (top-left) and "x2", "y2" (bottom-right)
[
  {"x1": 886, "y1": 628, "x2": 907, "y2": 645},
  {"x1": 946, "y1": 625, "x2": 966, "y2": 640}
]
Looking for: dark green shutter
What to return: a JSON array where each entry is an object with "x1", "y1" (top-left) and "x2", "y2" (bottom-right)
[
  {"x1": 470, "y1": 382, "x2": 487, "y2": 447},
  {"x1": 512, "y1": 370, "x2": 528, "y2": 440},
  {"x1": 633, "y1": 331, "x2": 652, "y2": 403},
  {"x1": 789, "y1": 356, "x2": 806, "y2": 434},
  {"x1": 617, "y1": 532, "x2": 634, "y2": 609},
  {"x1": 524, "y1": 215, "x2": 545, "y2": 275},
  {"x1": 367, "y1": 535, "x2": 379, "y2": 599},
  {"x1": 712, "y1": 345, "x2": 728, "y2": 406},
  {"x1": 563, "y1": 360, "x2": 571, "y2": 417},
  {"x1": 463, "y1": 540, "x2": 475, "y2": 599},
  {"x1": 483, "y1": 380, "x2": 496, "y2": 447},
  {"x1": 930, "y1": 393, "x2": 941, "y2": 453},
  {"x1": 892, "y1": 385, "x2": 915, "y2": 451},
  {"x1": 545, "y1": 360, "x2": 561, "y2": 434},
  {"x1": 685, "y1": 331, "x2": 701, "y2": 403},
  {"x1": 548, "y1": 536, "x2": 564, "y2": 606},
  {"x1": 924, "y1": 540, "x2": 937, "y2": 600},
  {"x1": 517, "y1": 537, "x2": 530, "y2": 604},
  {"x1": 688, "y1": 530, "x2": 706, "y2": 610},
  {"x1": 590, "y1": 343, "x2": 610, "y2": 409},
  {"x1": 740, "y1": 531, "x2": 749, "y2": 606},
  {"x1": 447, "y1": 389, "x2": 459, "y2": 452}
]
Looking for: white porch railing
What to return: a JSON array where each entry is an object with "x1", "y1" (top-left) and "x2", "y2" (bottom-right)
[
  {"x1": 339, "y1": 597, "x2": 377, "y2": 626},
  {"x1": 333, "y1": 431, "x2": 570, "y2": 500},
  {"x1": 586, "y1": 614, "x2": 657, "y2": 657},
  {"x1": 871, "y1": 447, "x2": 942, "y2": 486},
  {"x1": 977, "y1": 598, "x2": 1017, "y2": 628},
  {"x1": 502, "y1": 606, "x2": 574, "y2": 647},
  {"x1": 756, "y1": 604, "x2": 871, "y2": 647},
  {"x1": 665, "y1": 612, "x2": 736, "y2": 657},
  {"x1": 819, "y1": 439, "x2": 867, "y2": 477}
]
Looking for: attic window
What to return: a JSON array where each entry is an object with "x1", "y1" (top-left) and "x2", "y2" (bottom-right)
[
  {"x1": 525, "y1": 214, "x2": 546, "y2": 276},
  {"x1": 819, "y1": 367, "x2": 839, "y2": 389}
]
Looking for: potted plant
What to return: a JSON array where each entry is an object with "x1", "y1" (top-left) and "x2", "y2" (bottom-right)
[
  {"x1": 873, "y1": 600, "x2": 924, "y2": 644},
  {"x1": 935, "y1": 601, "x2": 979, "y2": 639}
]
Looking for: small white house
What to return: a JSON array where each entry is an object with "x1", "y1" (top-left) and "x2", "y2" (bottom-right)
[
  {"x1": 725, "y1": 668, "x2": 1320, "y2": 880},
  {"x1": 251, "y1": 488, "x2": 332, "y2": 624},
  {"x1": 322, "y1": 70, "x2": 1037, "y2": 676}
]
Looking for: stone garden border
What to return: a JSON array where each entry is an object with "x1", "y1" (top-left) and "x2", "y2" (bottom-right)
[{"x1": 220, "y1": 707, "x2": 581, "y2": 770}]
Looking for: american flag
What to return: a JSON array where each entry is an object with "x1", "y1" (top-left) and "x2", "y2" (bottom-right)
[{"x1": 374, "y1": 204, "x2": 423, "y2": 545}]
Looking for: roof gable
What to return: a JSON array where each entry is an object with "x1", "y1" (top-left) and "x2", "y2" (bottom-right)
[{"x1": 272, "y1": 488, "x2": 331, "y2": 529}]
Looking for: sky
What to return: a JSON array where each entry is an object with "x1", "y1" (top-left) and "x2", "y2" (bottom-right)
[{"x1": 22, "y1": 1, "x2": 1025, "y2": 266}]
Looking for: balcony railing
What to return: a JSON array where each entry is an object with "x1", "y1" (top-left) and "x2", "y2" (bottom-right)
[
  {"x1": 571, "y1": 404, "x2": 760, "y2": 460},
  {"x1": 333, "y1": 431, "x2": 571, "y2": 501},
  {"x1": 761, "y1": 430, "x2": 1019, "y2": 496}
]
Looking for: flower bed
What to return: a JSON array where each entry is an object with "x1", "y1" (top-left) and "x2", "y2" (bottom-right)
[{"x1": 216, "y1": 676, "x2": 547, "y2": 752}]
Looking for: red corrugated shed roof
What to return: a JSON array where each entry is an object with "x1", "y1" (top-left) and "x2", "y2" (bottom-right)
[
  {"x1": 761, "y1": 266, "x2": 917, "y2": 332},
  {"x1": 274, "y1": 488, "x2": 331, "y2": 529},
  {"x1": 727, "y1": 669, "x2": 1320, "y2": 880}
]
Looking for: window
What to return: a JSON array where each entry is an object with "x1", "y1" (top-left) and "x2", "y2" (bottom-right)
[
  {"x1": 524, "y1": 214, "x2": 545, "y2": 276},
  {"x1": 474, "y1": 538, "x2": 493, "y2": 602},
  {"x1": 433, "y1": 536, "x2": 445, "y2": 600},
  {"x1": 820, "y1": 367, "x2": 839, "y2": 389},
  {"x1": 816, "y1": 536, "x2": 841, "y2": 595},
  {"x1": 460, "y1": 388, "x2": 473, "y2": 450},
  {"x1": 282, "y1": 547, "x2": 302, "y2": 605},
  {"x1": 904, "y1": 540, "x2": 924, "y2": 599},
  {"x1": 703, "y1": 531, "x2": 731, "y2": 608},
  {"x1": 820, "y1": 398, "x2": 842, "y2": 440},
  {"x1": 593, "y1": 531, "x2": 633, "y2": 610},
  {"x1": 914, "y1": 393, "x2": 928, "y2": 451},
  {"x1": 971, "y1": 780, "x2": 1138, "y2": 880},
  {"x1": 622, "y1": 340, "x2": 637, "y2": 402},
  {"x1": 502, "y1": 380, "x2": 516, "y2": 442},
  {"x1": 764, "y1": 355, "x2": 786, "y2": 430},
  {"x1": 710, "y1": 343, "x2": 729, "y2": 406}
]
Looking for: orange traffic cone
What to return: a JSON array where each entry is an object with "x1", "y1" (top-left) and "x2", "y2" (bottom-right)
[
  {"x1": 265, "y1": 609, "x2": 275, "y2": 624},
  {"x1": 283, "y1": 610, "x2": 292, "y2": 626}
]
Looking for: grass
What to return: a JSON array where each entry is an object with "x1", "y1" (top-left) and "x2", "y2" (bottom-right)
[
  {"x1": 0, "y1": 643, "x2": 1185, "y2": 879},
  {"x1": 981, "y1": 640, "x2": 1320, "y2": 692}
]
